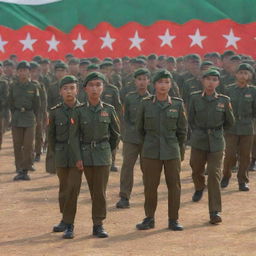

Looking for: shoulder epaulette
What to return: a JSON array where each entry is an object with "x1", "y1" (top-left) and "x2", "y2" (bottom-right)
[
  {"x1": 75, "y1": 102, "x2": 85, "y2": 108},
  {"x1": 126, "y1": 91, "x2": 137, "y2": 97},
  {"x1": 184, "y1": 77, "x2": 195, "y2": 83},
  {"x1": 217, "y1": 94, "x2": 229, "y2": 99},
  {"x1": 143, "y1": 95, "x2": 154, "y2": 101},
  {"x1": 171, "y1": 96, "x2": 183, "y2": 102},
  {"x1": 102, "y1": 102, "x2": 114, "y2": 109},
  {"x1": 190, "y1": 90, "x2": 202, "y2": 96},
  {"x1": 50, "y1": 103, "x2": 62, "y2": 110}
]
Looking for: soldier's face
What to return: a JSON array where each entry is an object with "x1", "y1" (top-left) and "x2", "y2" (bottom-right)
[
  {"x1": 68, "y1": 63, "x2": 79, "y2": 74},
  {"x1": 135, "y1": 75, "x2": 150, "y2": 90},
  {"x1": 154, "y1": 78, "x2": 172, "y2": 95},
  {"x1": 79, "y1": 65, "x2": 88, "y2": 76},
  {"x1": 17, "y1": 68, "x2": 30, "y2": 80},
  {"x1": 236, "y1": 70, "x2": 251, "y2": 83},
  {"x1": 55, "y1": 68, "x2": 68, "y2": 80},
  {"x1": 100, "y1": 66, "x2": 112, "y2": 77},
  {"x1": 60, "y1": 83, "x2": 78, "y2": 102},
  {"x1": 3, "y1": 65, "x2": 14, "y2": 76},
  {"x1": 30, "y1": 67, "x2": 41, "y2": 80},
  {"x1": 202, "y1": 76, "x2": 219, "y2": 91},
  {"x1": 85, "y1": 79, "x2": 104, "y2": 99}
]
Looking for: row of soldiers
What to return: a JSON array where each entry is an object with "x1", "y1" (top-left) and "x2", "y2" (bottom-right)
[{"x1": 1, "y1": 50, "x2": 256, "y2": 238}]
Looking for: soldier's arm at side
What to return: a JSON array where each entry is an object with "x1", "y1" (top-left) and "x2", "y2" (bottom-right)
[
  {"x1": 188, "y1": 96, "x2": 196, "y2": 129},
  {"x1": 33, "y1": 86, "x2": 41, "y2": 117},
  {"x1": 136, "y1": 101, "x2": 145, "y2": 141},
  {"x1": 223, "y1": 97, "x2": 235, "y2": 129},
  {"x1": 47, "y1": 110, "x2": 56, "y2": 152},
  {"x1": 109, "y1": 107, "x2": 120, "y2": 151}
]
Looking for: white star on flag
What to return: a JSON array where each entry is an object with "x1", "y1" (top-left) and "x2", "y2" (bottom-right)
[
  {"x1": 129, "y1": 31, "x2": 145, "y2": 51},
  {"x1": 19, "y1": 33, "x2": 37, "y2": 51},
  {"x1": 46, "y1": 35, "x2": 60, "y2": 52},
  {"x1": 72, "y1": 33, "x2": 88, "y2": 52},
  {"x1": 100, "y1": 31, "x2": 116, "y2": 50},
  {"x1": 0, "y1": 35, "x2": 8, "y2": 52},
  {"x1": 158, "y1": 29, "x2": 176, "y2": 47},
  {"x1": 223, "y1": 29, "x2": 241, "y2": 49},
  {"x1": 189, "y1": 28, "x2": 207, "y2": 48}
]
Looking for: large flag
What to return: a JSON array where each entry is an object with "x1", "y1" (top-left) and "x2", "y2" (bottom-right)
[{"x1": 0, "y1": 0, "x2": 256, "y2": 60}]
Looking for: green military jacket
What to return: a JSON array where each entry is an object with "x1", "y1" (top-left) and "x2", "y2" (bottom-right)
[
  {"x1": 34, "y1": 80, "x2": 47, "y2": 118},
  {"x1": 110, "y1": 72, "x2": 122, "y2": 90},
  {"x1": 71, "y1": 101, "x2": 120, "y2": 166},
  {"x1": 136, "y1": 95, "x2": 187, "y2": 160},
  {"x1": 224, "y1": 84, "x2": 256, "y2": 135},
  {"x1": 221, "y1": 73, "x2": 235, "y2": 88},
  {"x1": 123, "y1": 90, "x2": 151, "y2": 144},
  {"x1": 9, "y1": 80, "x2": 40, "y2": 127},
  {"x1": 48, "y1": 101, "x2": 81, "y2": 168},
  {"x1": 0, "y1": 79, "x2": 8, "y2": 113},
  {"x1": 189, "y1": 91, "x2": 235, "y2": 152},
  {"x1": 47, "y1": 81, "x2": 62, "y2": 110}
]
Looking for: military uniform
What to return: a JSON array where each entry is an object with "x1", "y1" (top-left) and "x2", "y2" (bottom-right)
[
  {"x1": 189, "y1": 89, "x2": 234, "y2": 217},
  {"x1": 47, "y1": 81, "x2": 62, "y2": 110},
  {"x1": 71, "y1": 100, "x2": 120, "y2": 227},
  {"x1": 0, "y1": 79, "x2": 8, "y2": 148},
  {"x1": 136, "y1": 94, "x2": 187, "y2": 227}
]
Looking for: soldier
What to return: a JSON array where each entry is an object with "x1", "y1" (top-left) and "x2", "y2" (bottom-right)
[
  {"x1": 49, "y1": 75, "x2": 82, "y2": 239},
  {"x1": 9, "y1": 61, "x2": 40, "y2": 180},
  {"x1": 68, "y1": 58, "x2": 80, "y2": 78},
  {"x1": 221, "y1": 63, "x2": 256, "y2": 191},
  {"x1": 136, "y1": 70, "x2": 187, "y2": 231},
  {"x1": 189, "y1": 69, "x2": 235, "y2": 224},
  {"x1": 116, "y1": 68, "x2": 151, "y2": 209},
  {"x1": 70, "y1": 72, "x2": 120, "y2": 238},
  {"x1": 110, "y1": 58, "x2": 123, "y2": 90}
]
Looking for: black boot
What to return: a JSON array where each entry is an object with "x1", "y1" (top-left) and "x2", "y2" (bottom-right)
[
  {"x1": 63, "y1": 224, "x2": 74, "y2": 239},
  {"x1": 136, "y1": 217, "x2": 155, "y2": 230},
  {"x1": 34, "y1": 154, "x2": 41, "y2": 162},
  {"x1": 249, "y1": 158, "x2": 256, "y2": 171},
  {"x1": 209, "y1": 212, "x2": 222, "y2": 224},
  {"x1": 220, "y1": 177, "x2": 230, "y2": 188},
  {"x1": 93, "y1": 225, "x2": 108, "y2": 238},
  {"x1": 13, "y1": 170, "x2": 30, "y2": 181},
  {"x1": 168, "y1": 220, "x2": 184, "y2": 231},
  {"x1": 116, "y1": 197, "x2": 130, "y2": 208},
  {"x1": 53, "y1": 221, "x2": 67, "y2": 232},
  {"x1": 239, "y1": 183, "x2": 249, "y2": 191},
  {"x1": 110, "y1": 165, "x2": 118, "y2": 172},
  {"x1": 192, "y1": 189, "x2": 204, "y2": 202}
]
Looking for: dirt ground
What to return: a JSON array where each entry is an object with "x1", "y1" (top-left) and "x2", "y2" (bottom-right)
[{"x1": 1, "y1": 131, "x2": 256, "y2": 256}]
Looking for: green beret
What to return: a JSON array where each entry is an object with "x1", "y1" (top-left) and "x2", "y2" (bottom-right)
[
  {"x1": 17, "y1": 61, "x2": 30, "y2": 70},
  {"x1": 30, "y1": 61, "x2": 40, "y2": 69},
  {"x1": 10, "y1": 54, "x2": 17, "y2": 58},
  {"x1": 130, "y1": 58, "x2": 137, "y2": 64},
  {"x1": 65, "y1": 53, "x2": 74, "y2": 58},
  {"x1": 80, "y1": 59, "x2": 91, "y2": 66},
  {"x1": 103, "y1": 57, "x2": 113, "y2": 63},
  {"x1": 68, "y1": 58, "x2": 80, "y2": 65},
  {"x1": 122, "y1": 56, "x2": 130, "y2": 61},
  {"x1": 153, "y1": 69, "x2": 173, "y2": 84},
  {"x1": 158, "y1": 55, "x2": 166, "y2": 61},
  {"x1": 87, "y1": 64, "x2": 99, "y2": 71},
  {"x1": 200, "y1": 61, "x2": 214, "y2": 69},
  {"x1": 113, "y1": 58, "x2": 122, "y2": 64},
  {"x1": 204, "y1": 53, "x2": 211, "y2": 59},
  {"x1": 41, "y1": 58, "x2": 50, "y2": 64},
  {"x1": 100, "y1": 61, "x2": 113, "y2": 69},
  {"x1": 221, "y1": 50, "x2": 235, "y2": 60},
  {"x1": 54, "y1": 61, "x2": 68, "y2": 70},
  {"x1": 210, "y1": 52, "x2": 221, "y2": 59},
  {"x1": 90, "y1": 57, "x2": 101, "y2": 64},
  {"x1": 166, "y1": 57, "x2": 176, "y2": 63},
  {"x1": 32, "y1": 55, "x2": 43, "y2": 64},
  {"x1": 237, "y1": 63, "x2": 255, "y2": 74},
  {"x1": 230, "y1": 55, "x2": 242, "y2": 61},
  {"x1": 135, "y1": 58, "x2": 146, "y2": 65},
  {"x1": 134, "y1": 68, "x2": 150, "y2": 78},
  {"x1": 60, "y1": 75, "x2": 78, "y2": 88},
  {"x1": 138, "y1": 55, "x2": 147, "y2": 60},
  {"x1": 202, "y1": 69, "x2": 220, "y2": 78},
  {"x1": 185, "y1": 54, "x2": 201, "y2": 62},
  {"x1": 176, "y1": 57, "x2": 184, "y2": 62},
  {"x1": 84, "y1": 72, "x2": 106, "y2": 87},
  {"x1": 3, "y1": 59, "x2": 14, "y2": 67},
  {"x1": 148, "y1": 54, "x2": 157, "y2": 60}
]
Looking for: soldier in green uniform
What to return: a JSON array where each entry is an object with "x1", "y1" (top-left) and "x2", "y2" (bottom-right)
[
  {"x1": 9, "y1": 61, "x2": 40, "y2": 180},
  {"x1": 49, "y1": 75, "x2": 82, "y2": 239},
  {"x1": 110, "y1": 58, "x2": 123, "y2": 90},
  {"x1": 70, "y1": 72, "x2": 120, "y2": 238},
  {"x1": 116, "y1": 68, "x2": 151, "y2": 209},
  {"x1": 188, "y1": 69, "x2": 235, "y2": 224},
  {"x1": 136, "y1": 70, "x2": 187, "y2": 231},
  {"x1": 221, "y1": 63, "x2": 256, "y2": 191},
  {"x1": 68, "y1": 58, "x2": 80, "y2": 78}
]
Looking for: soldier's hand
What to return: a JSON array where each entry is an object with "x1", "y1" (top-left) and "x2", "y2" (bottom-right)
[{"x1": 76, "y1": 160, "x2": 84, "y2": 171}]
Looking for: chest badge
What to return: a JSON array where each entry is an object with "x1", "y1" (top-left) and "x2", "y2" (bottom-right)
[{"x1": 101, "y1": 111, "x2": 109, "y2": 117}]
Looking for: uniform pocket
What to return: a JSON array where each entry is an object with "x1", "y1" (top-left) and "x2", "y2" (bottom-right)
[
  {"x1": 166, "y1": 110, "x2": 178, "y2": 130},
  {"x1": 144, "y1": 113, "x2": 155, "y2": 130}
]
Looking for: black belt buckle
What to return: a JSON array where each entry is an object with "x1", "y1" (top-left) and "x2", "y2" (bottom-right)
[{"x1": 90, "y1": 141, "x2": 97, "y2": 148}]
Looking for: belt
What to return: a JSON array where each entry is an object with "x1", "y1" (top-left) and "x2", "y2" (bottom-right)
[{"x1": 82, "y1": 139, "x2": 108, "y2": 148}]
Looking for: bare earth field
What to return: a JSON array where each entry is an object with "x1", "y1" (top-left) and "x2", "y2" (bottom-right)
[{"x1": 1, "y1": 131, "x2": 256, "y2": 256}]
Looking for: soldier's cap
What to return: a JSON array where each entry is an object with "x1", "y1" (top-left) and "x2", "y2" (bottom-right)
[
  {"x1": 129, "y1": 58, "x2": 138, "y2": 64},
  {"x1": 230, "y1": 55, "x2": 242, "y2": 62},
  {"x1": 90, "y1": 57, "x2": 101, "y2": 64},
  {"x1": 100, "y1": 61, "x2": 113, "y2": 69},
  {"x1": 184, "y1": 54, "x2": 201, "y2": 62},
  {"x1": 65, "y1": 53, "x2": 74, "y2": 58},
  {"x1": 148, "y1": 54, "x2": 158, "y2": 60},
  {"x1": 138, "y1": 55, "x2": 147, "y2": 60},
  {"x1": 32, "y1": 55, "x2": 43, "y2": 64},
  {"x1": 41, "y1": 58, "x2": 50, "y2": 64},
  {"x1": 10, "y1": 54, "x2": 17, "y2": 58},
  {"x1": 30, "y1": 61, "x2": 40, "y2": 69},
  {"x1": 237, "y1": 63, "x2": 255, "y2": 74},
  {"x1": 153, "y1": 69, "x2": 173, "y2": 84},
  {"x1": 54, "y1": 61, "x2": 68, "y2": 70},
  {"x1": 200, "y1": 61, "x2": 214, "y2": 69},
  {"x1": 68, "y1": 58, "x2": 80, "y2": 65},
  {"x1": 204, "y1": 53, "x2": 211, "y2": 59},
  {"x1": 122, "y1": 56, "x2": 130, "y2": 61},
  {"x1": 134, "y1": 68, "x2": 150, "y2": 78},
  {"x1": 176, "y1": 56, "x2": 184, "y2": 62},
  {"x1": 221, "y1": 50, "x2": 235, "y2": 60},
  {"x1": 202, "y1": 69, "x2": 220, "y2": 79},
  {"x1": 166, "y1": 56, "x2": 176, "y2": 63},
  {"x1": 17, "y1": 61, "x2": 30, "y2": 70},
  {"x1": 79, "y1": 59, "x2": 91, "y2": 66},
  {"x1": 135, "y1": 58, "x2": 146, "y2": 65},
  {"x1": 210, "y1": 52, "x2": 221, "y2": 59},
  {"x1": 242, "y1": 60, "x2": 255, "y2": 66},
  {"x1": 103, "y1": 57, "x2": 113, "y2": 63},
  {"x1": 113, "y1": 58, "x2": 122, "y2": 64},
  {"x1": 84, "y1": 72, "x2": 106, "y2": 87},
  {"x1": 3, "y1": 59, "x2": 15, "y2": 67},
  {"x1": 158, "y1": 55, "x2": 166, "y2": 61},
  {"x1": 60, "y1": 75, "x2": 78, "y2": 88},
  {"x1": 87, "y1": 64, "x2": 99, "y2": 71}
]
